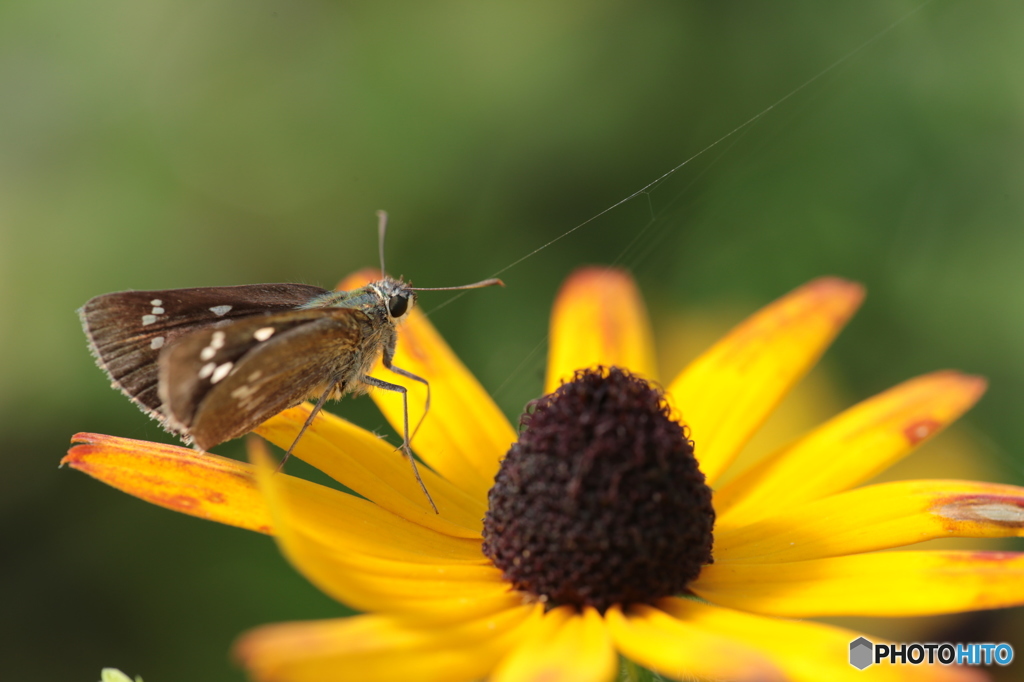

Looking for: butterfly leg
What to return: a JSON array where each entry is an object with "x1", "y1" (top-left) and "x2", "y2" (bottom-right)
[
  {"x1": 381, "y1": 351, "x2": 431, "y2": 443},
  {"x1": 277, "y1": 375, "x2": 343, "y2": 472},
  {"x1": 361, "y1": 374, "x2": 438, "y2": 513}
]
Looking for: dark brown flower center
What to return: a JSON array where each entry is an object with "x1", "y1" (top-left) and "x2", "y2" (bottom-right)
[{"x1": 482, "y1": 366, "x2": 714, "y2": 613}]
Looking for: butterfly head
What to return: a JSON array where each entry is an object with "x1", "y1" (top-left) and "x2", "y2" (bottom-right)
[{"x1": 372, "y1": 277, "x2": 417, "y2": 323}]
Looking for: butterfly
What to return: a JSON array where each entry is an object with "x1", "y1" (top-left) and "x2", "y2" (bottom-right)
[{"x1": 79, "y1": 212, "x2": 502, "y2": 511}]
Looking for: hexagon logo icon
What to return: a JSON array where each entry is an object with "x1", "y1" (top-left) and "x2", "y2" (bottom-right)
[{"x1": 850, "y1": 637, "x2": 874, "y2": 670}]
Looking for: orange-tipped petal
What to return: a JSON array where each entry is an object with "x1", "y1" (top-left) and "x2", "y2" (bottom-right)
[
  {"x1": 339, "y1": 269, "x2": 515, "y2": 504},
  {"x1": 250, "y1": 441, "x2": 517, "y2": 622},
  {"x1": 716, "y1": 371, "x2": 988, "y2": 526},
  {"x1": 715, "y1": 479, "x2": 1024, "y2": 563},
  {"x1": 693, "y1": 551, "x2": 1024, "y2": 617},
  {"x1": 606, "y1": 604, "x2": 784, "y2": 681},
  {"x1": 235, "y1": 604, "x2": 541, "y2": 682},
  {"x1": 491, "y1": 606, "x2": 617, "y2": 682},
  {"x1": 656, "y1": 598, "x2": 985, "y2": 682},
  {"x1": 257, "y1": 405, "x2": 485, "y2": 538},
  {"x1": 545, "y1": 267, "x2": 657, "y2": 392},
  {"x1": 64, "y1": 433, "x2": 272, "y2": 534},
  {"x1": 666, "y1": 278, "x2": 864, "y2": 484}
]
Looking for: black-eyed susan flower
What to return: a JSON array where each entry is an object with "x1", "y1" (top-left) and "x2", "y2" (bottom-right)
[{"x1": 65, "y1": 267, "x2": 1024, "y2": 681}]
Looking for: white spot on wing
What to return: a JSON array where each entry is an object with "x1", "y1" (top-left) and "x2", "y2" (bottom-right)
[
  {"x1": 142, "y1": 314, "x2": 157, "y2": 325},
  {"x1": 211, "y1": 362, "x2": 233, "y2": 383},
  {"x1": 232, "y1": 370, "x2": 264, "y2": 403},
  {"x1": 200, "y1": 331, "x2": 226, "y2": 361},
  {"x1": 151, "y1": 306, "x2": 165, "y2": 315},
  {"x1": 150, "y1": 299, "x2": 163, "y2": 307},
  {"x1": 210, "y1": 305, "x2": 232, "y2": 316},
  {"x1": 198, "y1": 362, "x2": 216, "y2": 379},
  {"x1": 231, "y1": 385, "x2": 257, "y2": 400},
  {"x1": 253, "y1": 327, "x2": 275, "y2": 342},
  {"x1": 150, "y1": 336, "x2": 165, "y2": 350}
]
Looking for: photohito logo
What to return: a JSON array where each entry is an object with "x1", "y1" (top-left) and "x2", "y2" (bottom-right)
[{"x1": 849, "y1": 637, "x2": 1014, "y2": 670}]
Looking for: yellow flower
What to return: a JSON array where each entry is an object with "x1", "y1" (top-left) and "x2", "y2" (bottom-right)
[{"x1": 65, "y1": 267, "x2": 1024, "y2": 681}]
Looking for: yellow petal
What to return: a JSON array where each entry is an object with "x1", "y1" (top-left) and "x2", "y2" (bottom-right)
[
  {"x1": 545, "y1": 267, "x2": 658, "y2": 393},
  {"x1": 715, "y1": 371, "x2": 987, "y2": 526},
  {"x1": 489, "y1": 604, "x2": 572, "y2": 681},
  {"x1": 257, "y1": 405, "x2": 485, "y2": 538},
  {"x1": 605, "y1": 604, "x2": 784, "y2": 682},
  {"x1": 716, "y1": 479, "x2": 1024, "y2": 563},
  {"x1": 235, "y1": 604, "x2": 541, "y2": 682},
  {"x1": 491, "y1": 606, "x2": 617, "y2": 682},
  {"x1": 64, "y1": 433, "x2": 272, "y2": 534},
  {"x1": 693, "y1": 551, "x2": 1024, "y2": 617},
  {"x1": 666, "y1": 277, "x2": 864, "y2": 484},
  {"x1": 245, "y1": 437, "x2": 486, "y2": 564},
  {"x1": 251, "y1": 442, "x2": 518, "y2": 621},
  {"x1": 656, "y1": 598, "x2": 984, "y2": 682},
  {"x1": 338, "y1": 269, "x2": 516, "y2": 504}
]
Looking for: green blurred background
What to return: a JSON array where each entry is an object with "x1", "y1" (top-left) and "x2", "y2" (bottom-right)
[{"x1": 3, "y1": 1, "x2": 1023, "y2": 680}]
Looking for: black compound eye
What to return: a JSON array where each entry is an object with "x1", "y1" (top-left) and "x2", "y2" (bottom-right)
[{"x1": 388, "y1": 293, "x2": 411, "y2": 318}]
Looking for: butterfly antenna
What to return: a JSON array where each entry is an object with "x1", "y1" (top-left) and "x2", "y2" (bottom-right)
[
  {"x1": 376, "y1": 210, "x2": 389, "y2": 275},
  {"x1": 412, "y1": 278, "x2": 505, "y2": 291}
]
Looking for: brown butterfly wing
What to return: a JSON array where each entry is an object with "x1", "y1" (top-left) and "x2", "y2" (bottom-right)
[
  {"x1": 79, "y1": 284, "x2": 329, "y2": 421},
  {"x1": 158, "y1": 308, "x2": 369, "y2": 449}
]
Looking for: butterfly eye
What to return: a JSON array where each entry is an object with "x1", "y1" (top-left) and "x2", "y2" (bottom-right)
[{"x1": 388, "y1": 293, "x2": 411, "y2": 318}]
